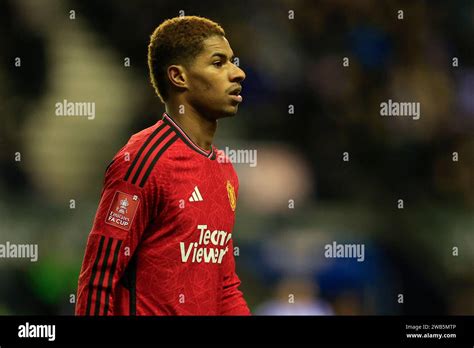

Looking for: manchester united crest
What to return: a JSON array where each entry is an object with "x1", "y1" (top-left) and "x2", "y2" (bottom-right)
[{"x1": 226, "y1": 180, "x2": 236, "y2": 211}]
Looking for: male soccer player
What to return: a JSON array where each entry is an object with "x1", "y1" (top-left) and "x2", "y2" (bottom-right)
[{"x1": 75, "y1": 16, "x2": 249, "y2": 315}]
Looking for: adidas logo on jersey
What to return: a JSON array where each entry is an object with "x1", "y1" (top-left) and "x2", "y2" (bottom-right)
[{"x1": 189, "y1": 186, "x2": 203, "y2": 202}]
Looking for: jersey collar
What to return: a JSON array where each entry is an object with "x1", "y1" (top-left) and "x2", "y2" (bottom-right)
[{"x1": 162, "y1": 113, "x2": 216, "y2": 160}]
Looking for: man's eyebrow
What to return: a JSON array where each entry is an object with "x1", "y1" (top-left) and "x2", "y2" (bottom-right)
[{"x1": 210, "y1": 52, "x2": 235, "y2": 60}]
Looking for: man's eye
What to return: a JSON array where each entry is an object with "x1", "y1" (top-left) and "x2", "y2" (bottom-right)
[{"x1": 213, "y1": 61, "x2": 223, "y2": 67}]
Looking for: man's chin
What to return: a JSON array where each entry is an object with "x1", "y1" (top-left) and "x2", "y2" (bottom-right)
[
  {"x1": 223, "y1": 105, "x2": 239, "y2": 117},
  {"x1": 206, "y1": 104, "x2": 239, "y2": 119}
]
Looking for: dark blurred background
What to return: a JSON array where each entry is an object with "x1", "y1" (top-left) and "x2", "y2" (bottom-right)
[{"x1": 0, "y1": 0, "x2": 472, "y2": 315}]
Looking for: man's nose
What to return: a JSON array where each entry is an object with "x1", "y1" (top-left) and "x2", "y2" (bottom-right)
[{"x1": 231, "y1": 64, "x2": 246, "y2": 83}]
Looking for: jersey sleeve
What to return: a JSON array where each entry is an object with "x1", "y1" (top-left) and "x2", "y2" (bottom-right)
[
  {"x1": 75, "y1": 158, "x2": 159, "y2": 316},
  {"x1": 220, "y1": 173, "x2": 251, "y2": 315}
]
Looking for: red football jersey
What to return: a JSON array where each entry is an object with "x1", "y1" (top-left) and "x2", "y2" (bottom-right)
[{"x1": 75, "y1": 113, "x2": 250, "y2": 315}]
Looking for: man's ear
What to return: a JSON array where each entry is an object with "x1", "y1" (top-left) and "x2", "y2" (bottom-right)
[{"x1": 167, "y1": 65, "x2": 188, "y2": 90}]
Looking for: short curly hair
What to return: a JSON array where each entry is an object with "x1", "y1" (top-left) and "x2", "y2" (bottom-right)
[{"x1": 148, "y1": 16, "x2": 225, "y2": 103}]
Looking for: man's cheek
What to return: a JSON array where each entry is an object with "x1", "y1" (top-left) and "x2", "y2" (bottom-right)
[{"x1": 203, "y1": 81, "x2": 213, "y2": 92}]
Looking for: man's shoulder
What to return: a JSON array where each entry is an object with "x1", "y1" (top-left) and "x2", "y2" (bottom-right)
[
  {"x1": 106, "y1": 119, "x2": 180, "y2": 189},
  {"x1": 126, "y1": 120, "x2": 167, "y2": 150},
  {"x1": 214, "y1": 147, "x2": 237, "y2": 170},
  {"x1": 213, "y1": 147, "x2": 239, "y2": 188}
]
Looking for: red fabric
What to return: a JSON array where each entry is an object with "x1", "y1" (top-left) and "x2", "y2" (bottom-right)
[{"x1": 76, "y1": 115, "x2": 250, "y2": 316}]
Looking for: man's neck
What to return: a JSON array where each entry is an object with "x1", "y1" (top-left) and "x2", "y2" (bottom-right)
[{"x1": 165, "y1": 101, "x2": 217, "y2": 151}]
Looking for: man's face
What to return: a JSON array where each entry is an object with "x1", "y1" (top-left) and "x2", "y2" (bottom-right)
[{"x1": 184, "y1": 35, "x2": 246, "y2": 119}]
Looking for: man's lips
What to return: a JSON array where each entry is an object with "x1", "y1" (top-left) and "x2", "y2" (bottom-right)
[
  {"x1": 229, "y1": 86, "x2": 243, "y2": 103},
  {"x1": 229, "y1": 94, "x2": 243, "y2": 103}
]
